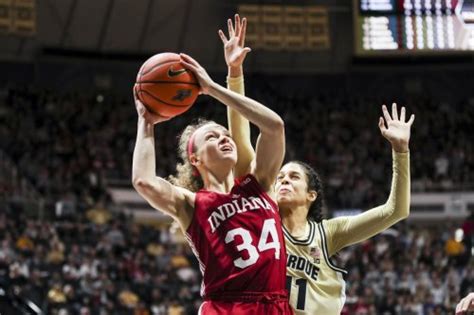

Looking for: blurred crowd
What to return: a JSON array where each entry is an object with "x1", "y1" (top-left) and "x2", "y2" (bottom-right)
[
  {"x1": 339, "y1": 218, "x2": 473, "y2": 314},
  {"x1": 0, "y1": 209, "x2": 201, "y2": 315},
  {"x1": 0, "y1": 207, "x2": 472, "y2": 314},
  {"x1": 1, "y1": 77, "x2": 474, "y2": 211}
]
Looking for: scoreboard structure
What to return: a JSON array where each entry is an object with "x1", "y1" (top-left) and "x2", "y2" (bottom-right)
[{"x1": 354, "y1": 0, "x2": 474, "y2": 55}]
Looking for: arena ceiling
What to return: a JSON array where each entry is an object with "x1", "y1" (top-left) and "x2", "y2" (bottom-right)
[
  {"x1": 2, "y1": 0, "x2": 227, "y2": 58},
  {"x1": 0, "y1": 0, "x2": 351, "y2": 73}
]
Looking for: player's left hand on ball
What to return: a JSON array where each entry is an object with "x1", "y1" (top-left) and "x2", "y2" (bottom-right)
[
  {"x1": 180, "y1": 53, "x2": 214, "y2": 95},
  {"x1": 134, "y1": 89, "x2": 170, "y2": 124},
  {"x1": 378, "y1": 103, "x2": 415, "y2": 153}
]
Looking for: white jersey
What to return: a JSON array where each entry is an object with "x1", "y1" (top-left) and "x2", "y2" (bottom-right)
[{"x1": 284, "y1": 220, "x2": 347, "y2": 315}]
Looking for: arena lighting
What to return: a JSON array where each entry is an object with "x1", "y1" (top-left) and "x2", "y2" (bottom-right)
[
  {"x1": 462, "y1": 11, "x2": 474, "y2": 21},
  {"x1": 455, "y1": 228, "x2": 464, "y2": 242}
]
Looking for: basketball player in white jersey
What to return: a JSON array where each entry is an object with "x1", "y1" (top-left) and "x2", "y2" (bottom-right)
[{"x1": 219, "y1": 14, "x2": 414, "y2": 314}]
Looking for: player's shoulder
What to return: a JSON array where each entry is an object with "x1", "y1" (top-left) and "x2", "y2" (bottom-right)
[{"x1": 320, "y1": 216, "x2": 349, "y2": 235}]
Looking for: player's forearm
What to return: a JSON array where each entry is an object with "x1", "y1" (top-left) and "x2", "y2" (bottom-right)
[
  {"x1": 384, "y1": 150, "x2": 411, "y2": 219},
  {"x1": 351, "y1": 151, "x2": 411, "y2": 230},
  {"x1": 227, "y1": 75, "x2": 254, "y2": 176},
  {"x1": 132, "y1": 118, "x2": 157, "y2": 184},
  {"x1": 327, "y1": 151, "x2": 410, "y2": 254},
  {"x1": 209, "y1": 81, "x2": 284, "y2": 135},
  {"x1": 226, "y1": 76, "x2": 252, "y2": 139}
]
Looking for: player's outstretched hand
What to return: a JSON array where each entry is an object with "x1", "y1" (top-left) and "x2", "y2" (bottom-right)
[
  {"x1": 180, "y1": 53, "x2": 214, "y2": 95},
  {"x1": 378, "y1": 103, "x2": 415, "y2": 153},
  {"x1": 219, "y1": 13, "x2": 251, "y2": 69},
  {"x1": 456, "y1": 293, "x2": 474, "y2": 315}
]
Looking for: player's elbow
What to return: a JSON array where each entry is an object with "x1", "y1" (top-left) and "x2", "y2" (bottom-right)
[
  {"x1": 268, "y1": 117, "x2": 285, "y2": 135},
  {"x1": 132, "y1": 177, "x2": 152, "y2": 191},
  {"x1": 395, "y1": 204, "x2": 410, "y2": 221},
  {"x1": 275, "y1": 117, "x2": 285, "y2": 131}
]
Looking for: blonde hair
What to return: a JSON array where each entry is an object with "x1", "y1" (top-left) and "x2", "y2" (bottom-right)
[{"x1": 168, "y1": 119, "x2": 213, "y2": 192}]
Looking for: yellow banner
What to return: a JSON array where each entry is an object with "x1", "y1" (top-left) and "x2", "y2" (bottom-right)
[
  {"x1": 238, "y1": 4, "x2": 329, "y2": 51},
  {"x1": 0, "y1": 0, "x2": 13, "y2": 34},
  {"x1": 306, "y1": 6, "x2": 330, "y2": 50},
  {"x1": 283, "y1": 6, "x2": 305, "y2": 50},
  {"x1": 238, "y1": 5, "x2": 262, "y2": 49},
  {"x1": 12, "y1": 0, "x2": 36, "y2": 36}
]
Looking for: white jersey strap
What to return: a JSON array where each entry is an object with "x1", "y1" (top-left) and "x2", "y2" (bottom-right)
[{"x1": 317, "y1": 222, "x2": 348, "y2": 275}]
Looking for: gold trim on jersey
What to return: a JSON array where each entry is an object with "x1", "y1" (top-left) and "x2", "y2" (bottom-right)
[
  {"x1": 317, "y1": 222, "x2": 348, "y2": 275},
  {"x1": 282, "y1": 221, "x2": 316, "y2": 245}
]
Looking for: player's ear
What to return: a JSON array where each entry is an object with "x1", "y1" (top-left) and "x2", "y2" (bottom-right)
[
  {"x1": 189, "y1": 153, "x2": 201, "y2": 167},
  {"x1": 307, "y1": 190, "x2": 317, "y2": 203}
]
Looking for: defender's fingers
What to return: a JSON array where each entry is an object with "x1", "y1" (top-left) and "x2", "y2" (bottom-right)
[
  {"x1": 382, "y1": 104, "x2": 392, "y2": 123},
  {"x1": 391, "y1": 102, "x2": 399, "y2": 121},
  {"x1": 227, "y1": 18, "x2": 234, "y2": 37},
  {"x1": 218, "y1": 30, "x2": 228, "y2": 44},
  {"x1": 407, "y1": 114, "x2": 415, "y2": 126},
  {"x1": 378, "y1": 117, "x2": 387, "y2": 132},
  {"x1": 239, "y1": 18, "x2": 248, "y2": 46},
  {"x1": 217, "y1": 30, "x2": 229, "y2": 45},
  {"x1": 234, "y1": 14, "x2": 241, "y2": 37},
  {"x1": 400, "y1": 106, "x2": 406, "y2": 122}
]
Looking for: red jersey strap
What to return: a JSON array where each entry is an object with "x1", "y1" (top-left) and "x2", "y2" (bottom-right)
[
  {"x1": 233, "y1": 174, "x2": 278, "y2": 209},
  {"x1": 204, "y1": 290, "x2": 289, "y2": 303},
  {"x1": 234, "y1": 173, "x2": 258, "y2": 186}
]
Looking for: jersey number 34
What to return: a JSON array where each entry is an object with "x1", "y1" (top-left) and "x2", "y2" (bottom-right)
[{"x1": 225, "y1": 218, "x2": 281, "y2": 269}]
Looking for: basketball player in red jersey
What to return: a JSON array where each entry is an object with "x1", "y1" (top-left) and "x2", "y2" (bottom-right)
[{"x1": 132, "y1": 53, "x2": 293, "y2": 314}]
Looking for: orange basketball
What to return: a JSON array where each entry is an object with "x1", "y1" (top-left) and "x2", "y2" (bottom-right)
[{"x1": 134, "y1": 52, "x2": 199, "y2": 118}]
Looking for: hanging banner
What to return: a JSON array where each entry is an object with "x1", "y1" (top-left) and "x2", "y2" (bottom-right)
[{"x1": 238, "y1": 4, "x2": 329, "y2": 51}]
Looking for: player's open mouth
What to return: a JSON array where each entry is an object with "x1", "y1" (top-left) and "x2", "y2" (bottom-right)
[{"x1": 220, "y1": 145, "x2": 233, "y2": 152}]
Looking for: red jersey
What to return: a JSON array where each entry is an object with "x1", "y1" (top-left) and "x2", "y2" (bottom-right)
[{"x1": 185, "y1": 174, "x2": 288, "y2": 300}]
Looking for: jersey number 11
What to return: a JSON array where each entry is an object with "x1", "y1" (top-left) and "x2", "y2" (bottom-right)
[{"x1": 286, "y1": 276, "x2": 307, "y2": 310}]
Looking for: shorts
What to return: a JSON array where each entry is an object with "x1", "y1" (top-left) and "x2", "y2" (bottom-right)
[{"x1": 199, "y1": 291, "x2": 294, "y2": 315}]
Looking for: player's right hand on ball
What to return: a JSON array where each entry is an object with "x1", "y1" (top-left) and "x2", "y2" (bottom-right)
[
  {"x1": 180, "y1": 53, "x2": 214, "y2": 95},
  {"x1": 134, "y1": 89, "x2": 170, "y2": 124}
]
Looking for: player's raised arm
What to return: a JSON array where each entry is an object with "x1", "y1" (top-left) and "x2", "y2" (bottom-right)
[
  {"x1": 132, "y1": 96, "x2": 194, "y2": 229},
  {"x1": 219, "y1": 14, "x2": 255, "y2": 177},
  {"x1": 180, "y1": 53, "x2": 285, "y2": 192},
  {"x1": 325, "y1": 103, "x2": 415, "y2": 255}
]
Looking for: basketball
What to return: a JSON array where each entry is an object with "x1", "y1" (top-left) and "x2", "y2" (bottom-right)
[{"x1": 134, "y1": 52, "x2": 199, "y2": 118}]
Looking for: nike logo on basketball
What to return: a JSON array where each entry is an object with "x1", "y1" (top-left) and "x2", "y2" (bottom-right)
[{"x1": 168, "y1": 67, "x2": 187, "y2": 77}]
